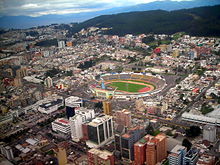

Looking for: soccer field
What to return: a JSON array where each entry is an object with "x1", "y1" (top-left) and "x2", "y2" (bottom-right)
[{"x1": 108, "y1": 81, "x2": 148, "y2": 93}]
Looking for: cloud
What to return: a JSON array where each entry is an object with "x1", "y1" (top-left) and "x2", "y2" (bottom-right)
[{"x1": 0, "y1": 0, "x2": 192, "y2": 17}]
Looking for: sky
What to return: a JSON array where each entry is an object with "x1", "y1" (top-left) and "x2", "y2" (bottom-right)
[{"x1": 0, "y1": 0, "x2": 192, "y2": 17}]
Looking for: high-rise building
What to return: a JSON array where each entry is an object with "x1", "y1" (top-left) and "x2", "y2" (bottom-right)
[
  {"x1": 184, "y1": 148, "x2": 199, "y2": 165},
  {"x1": 82, "y1": 123, "x2": 89, "y2": 141},
  {"x1": 69, "y1": 108, "x2": 95, "y2": 142},
  {"x1": 203, "y1": 125, "x2": 216, "y2": 143},
  {"x1": 44, "y1": 76, "x2": 53, "y2": 88},
  {"x1": 120, "y1": 126, "x2": 145, "y2": 161},
  {"x1": 51, "y1": 118, "x2": 70, "y2": 135},
  {"x1": 65, "y1": 96, "x2": 83, "y2": 119},
  {"x1": 86, "y1": 115, "x2": 114, "y2": 148},
  {"x1": 0, "y1": 143, "x2": 14, "y2": 160},
  {"x1": 58, "y1": 41, "x2": 65, "y2": 49},
  {"x1": 114, "y1": 125, "x2": 126, "y2": 159},
  {"x1": 146, "y1": 139, "x2": 157, "y2": 165},
  {"x1": 103, "y1": 101, "x2": 112, "y2": 115},
  {"x1": 87, "y1": 148, "x2": 114, "y2": 165},
  {"x1": 146, "y1": 133, "x2": 167, "y2": 165},
  {"x1": 134, "y1": 138, "x2": 148, "y2": 165},
  {"x1": 115, "y1": 109, "x2": 131, "y2": 127},
  {"x1": 155, "y1": 133, "x2": 167, "y2": 163},
  {"x1": 56, "y1": 147, "x2": 67, "y2": 165},
  {"x1": 169, "y1": 145, "x2": 187, "y2": 165}
]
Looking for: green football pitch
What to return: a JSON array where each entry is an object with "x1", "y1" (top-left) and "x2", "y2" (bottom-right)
[{"x1": 108, "y1": 81, "x2": 146, "y2": 92}]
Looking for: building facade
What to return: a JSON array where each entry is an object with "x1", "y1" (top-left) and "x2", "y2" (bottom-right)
[
  {"x1": 51, "y1": 118, "x2": 70, "y2": 135},
  {"x1": 0, "y1": 143, "x2": 14, "y2": 160},
  {"x1": 87, "y1": 148, "x2": 114, "y2": 165},
  {"x1": 86, "y1": 115, "x2": 114, "y2": 148},
  {"x1": 169, "y1": 145, "x2": 187, "y2": 165},
  {"x1": 44, "y1": 76, "x2": 53, "y2": 88},
  {"x1": 103, "y1": 101, "x2": 112, "y2": 115},
  {"x1": 146, "y1": 133, "x2": 167, "y2": 165},
  {"x1": 203, "y1": 125, "x2": 216, "y2": 143},
  {"x1": 115, "y1": 109, "x2": 131, "y2": 127},
  {"x1": 120, "y1": 126, "x2": 145, "y2": 161},
  {"x1": 184, "y1": 148, "x2": 199, "y2": 165},
  {"x1": 134, "y1": 138, "x2": 148, "y2": 165},
  {"x1": 69, "y1": 108, "x2": 95, "y2": 142},
  {"x1": 38, "y1": 98, "x2": 63, "y2": 114}
]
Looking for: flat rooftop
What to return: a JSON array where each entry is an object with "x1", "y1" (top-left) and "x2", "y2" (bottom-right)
[
  {"x1": 171, "y1": 144, "x2": 186, "y2": 154},
  {"x1": 88, "y1": 115, "x2": 112, "y2": 127},
  {"x1": 88, "y1": 148, "x2": 112, "y2": 160}
]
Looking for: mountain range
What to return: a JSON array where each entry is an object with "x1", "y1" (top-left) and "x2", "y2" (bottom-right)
[
  {"x1": 69, "y1": 5, "x2": 220, "y2": 37},
  {"x1": 1, "y1": 0, "x2": 220, "y2": 29}
]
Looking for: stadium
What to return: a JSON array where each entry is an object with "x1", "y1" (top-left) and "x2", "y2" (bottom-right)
[{"x1": 89, "y1": 73, "x2": 166, "y2": 99}]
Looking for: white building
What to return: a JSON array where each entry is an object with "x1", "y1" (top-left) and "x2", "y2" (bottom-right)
[
  {"x1": 52, "y1": 118, "x2": 71, "y2": 135},
  {"x1": 58, "y1": 41, "x2": 65, "y2": 49},
  {"x1": 169, "y1": 144, "x2": 186, "y2": 165},
  {"x1": 203, "y1": 125, "x2": 216, "y2": 143},
  {"x1": 44, "y1": 76, "x2": 53, "y2": 88},
  {"x1": 38, "y1": 98, "x2": 63, "y2": 114},
  {"x1": 0, "y1": 143, "x2": 14, "y2": 160},
  {"x1": 86, "y1": 115, "x2": 114, "y2": 148},
  {"x1": 65, "y1": 96, "x2": 83, "y2": 108},
  {"x1": 69, "y1": 108, "x2": 95, "y2": 142}
]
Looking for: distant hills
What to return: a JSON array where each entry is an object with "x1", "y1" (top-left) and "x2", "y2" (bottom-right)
[
  {"x1": 1, "y1": 0, "x2": 220, "y2": 29},
  {"x1": 70, "y1": 5, "x2": 220, "y2": 37}
]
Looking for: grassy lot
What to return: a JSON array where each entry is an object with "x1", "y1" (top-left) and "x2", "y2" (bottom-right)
[
  {"x1": 122, "y1": 79, "x2": 156, "y2": 88},
  {"x1": 108, "y1": 81, "x2": 146, "y2": 92}
]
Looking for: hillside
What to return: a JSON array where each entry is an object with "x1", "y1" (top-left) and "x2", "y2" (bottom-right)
[
  {"x1": 1, "y1": 0, "x2": 220, "y2": 29},
  {"x1": 70, "y1": 5, "x2": 220, "y2": 37}
]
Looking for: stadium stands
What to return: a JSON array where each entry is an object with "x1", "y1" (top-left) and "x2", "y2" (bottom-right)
[{"x1": 96, "y1": 72, "x2": 166, "y2": 98}]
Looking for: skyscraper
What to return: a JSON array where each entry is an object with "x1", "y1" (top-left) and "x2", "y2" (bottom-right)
[
  {"x1": 146, "y1": 133, "x2": 167, "y2": 165},
  {"x1": 87, "y1": 148, "x2": 114, "y2": 165},
  {"x1": 86, "y1": 115, "x2": 114, "y2": 148},
  {"x1": 155, "y1": 133, "x2": 167, "y2": 163},
  {"x1": 169, "y1": 144, "x2": 187, "y2": 165},
  {"x1": 69, "y1": 108, "x2": 95, "y2": 142},
  {"x1": 120, "y1": 126, "x2": 145, "y2": 161},
  {"x1": 103, "y1": 101, "x2": 112, "y2": 115},
  {"x1": 134, "y1": 138, "x2": 148, "y2": 165},
  {"x1": 56, "y1": 147, "x2": 67, "y2": 165},
  {"x1": 0, "y1": 143, "x2": 14, "y2": 160},
  {"x1": 146, "y1": 139, "x2": 157, "y2": 165}
]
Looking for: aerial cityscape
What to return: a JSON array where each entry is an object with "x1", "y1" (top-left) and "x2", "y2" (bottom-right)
[{"x1": 0, "y1": 0, "x2": 220, "y2": 165}]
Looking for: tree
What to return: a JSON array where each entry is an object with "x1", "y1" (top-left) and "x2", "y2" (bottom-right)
[
  {"x1": 186, "y1": 126, "x2": 201, "y2": 137},
  {"x1": 182, "y1": 138, "x2": 192, "y2": 151},
  {"x1": 142, "y1": 35, "x2": 155, "y2": 44},
  {"x1": 45, "y1": 68, "x2": 60, "y2": 77},
  {"x1": 145, "y1": 123, "x2": 154, "y2": 135}
]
